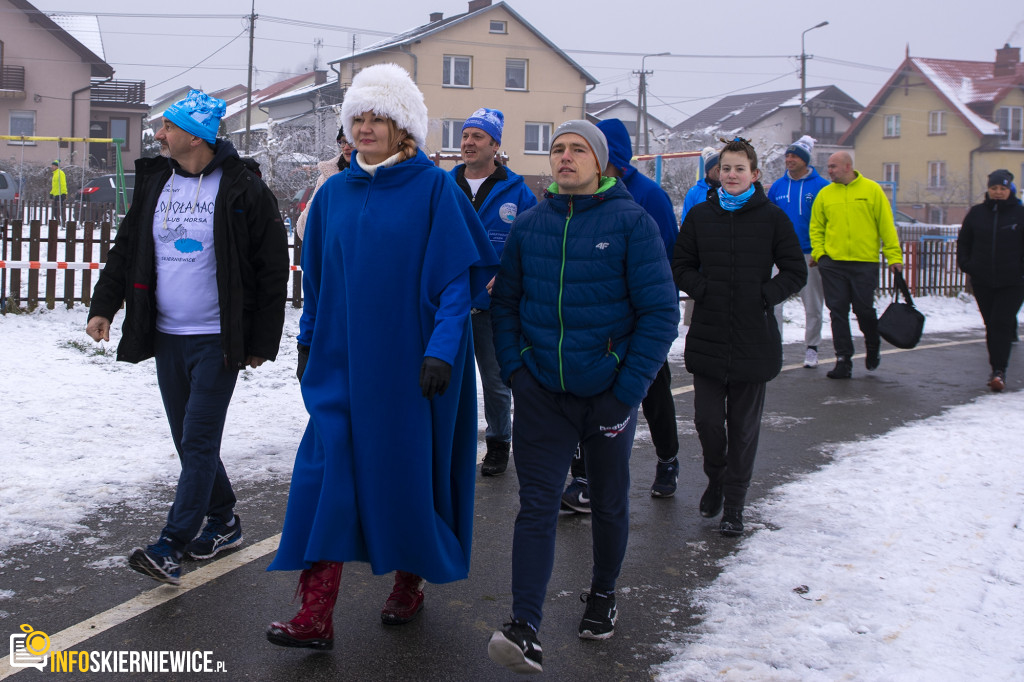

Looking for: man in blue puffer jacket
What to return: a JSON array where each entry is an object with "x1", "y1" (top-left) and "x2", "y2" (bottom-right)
[
  {"x1": 554, "y1": 118, "x2": 680, "y2": 505},
  {"x1": 450, "y1": 108, "x2": 538, "y2": 477},
  {"x1": 487, "y1": 120, "x2": 679, "y2": 674}
]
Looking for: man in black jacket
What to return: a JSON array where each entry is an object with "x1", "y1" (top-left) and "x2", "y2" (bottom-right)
[{"x1": 86, "y1": 90, "x2": 288, "y2": 585}]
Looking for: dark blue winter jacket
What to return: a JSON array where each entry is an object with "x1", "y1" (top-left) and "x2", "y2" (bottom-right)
[
  {"x1": 767, "y1": 167, "x2": 830, "y2": 254},
  {"x1": 451, "y1": 163, "x2": 537, "y2": 309},
  {"x1": 491, "y1": 177, "x2": 679, "y2": 407},
  {"x1": 597, "y1": 118, "x2": 678, "y2": 259}
]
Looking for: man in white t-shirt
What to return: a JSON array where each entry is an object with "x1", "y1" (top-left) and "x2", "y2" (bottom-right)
[{"x1": 87, "y1": 90, "x2": 288, "y2": 586}]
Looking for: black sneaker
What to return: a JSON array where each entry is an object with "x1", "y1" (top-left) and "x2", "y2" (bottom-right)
[
  {"x1": 128, "y1": 537, "x2": 182, "y2": 586},
  {"x1": 185, "y1": 514, "x2": 243, "y2": 560},
  {"x1": 578, "y1": 591, "x2": 617, "y2": 640},
  {"x1": 650, "y1": 458, "x2": 678, "y2": 498},
  {"x1": 488, "y1": 618, "x2": 542, "y2": 674},
  {"x1": 826, "y1": 357, "x2": 853, "y2": 379},
  {"x1": 866, "y1": 346, "x2": 881, "y2": 371},
  {"x1": 481, "y1": 440, "x2": 511, "y2": 477},
  {"x1": 699, "y1": 481, "x2": 724, "y2": 518},
  {"x1": 720, "y1": 507, "x2": 744, "y2": 537},
  {"x1": 560, "y1": 478, "x2": 591, "y2": 513}
]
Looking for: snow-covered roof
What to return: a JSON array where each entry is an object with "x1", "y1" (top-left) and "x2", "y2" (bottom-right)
[
  {"x1": 46, "y1": 13, "x2": 105, "y2": 62},
  {"x1": 911, "y1": 58, "x2": 1006, "y2": 135},
  {"x1": 673, "y1": 86, "x2": 860, "y2": 135}
]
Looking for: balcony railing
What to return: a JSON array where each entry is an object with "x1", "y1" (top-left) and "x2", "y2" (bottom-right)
[
  {"x1": 0, "y1": 65, "x2": 26, "y2": 91},
  {"x1": 90, "y1": 80, "x2": 146, "y2": 105}
]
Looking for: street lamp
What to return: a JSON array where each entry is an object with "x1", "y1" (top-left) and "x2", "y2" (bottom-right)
[
  {"x1": 635, "y1": 52, "x2": 669, "y2": 155},
  {"x1": 800, "y1": 21, "x2": 828, "y2": 135}
]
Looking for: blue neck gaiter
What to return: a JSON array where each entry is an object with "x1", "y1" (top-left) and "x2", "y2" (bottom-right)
[{"x1": 717, "y1": 184, "x2": 755, "y2": 212}]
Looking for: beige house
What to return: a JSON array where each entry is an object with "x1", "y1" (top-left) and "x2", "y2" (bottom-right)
[
  {"x1": 1, "y1": 0, "x2": 147, "y2": 170},
  {"x1": 327, "y1": 0, "x2": 597, "y2": 185},
  {"x1": 840, "y1": 45, "x2": 1024, "y2": 225}
]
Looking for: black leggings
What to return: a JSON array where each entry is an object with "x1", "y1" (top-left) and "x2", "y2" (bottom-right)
[{"x1": 972, "y1": 282, "x2": 1024, "y2": 372}]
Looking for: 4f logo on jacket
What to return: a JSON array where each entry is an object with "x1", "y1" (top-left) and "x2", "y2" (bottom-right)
[
  {"x1": 599, "y1": 415, "x2": 631, "y2": 438},
  {"x1": 595, "y1": 242, "x2": 610, "y2": 250}
]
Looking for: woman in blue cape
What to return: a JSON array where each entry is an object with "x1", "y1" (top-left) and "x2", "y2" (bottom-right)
[{"x1": 266, "y1": 63, "x2": 497, "y2": 650}]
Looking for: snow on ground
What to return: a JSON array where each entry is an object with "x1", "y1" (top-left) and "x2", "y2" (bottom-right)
[{"x1": 2, "y1": 293, "x2": 1022, "y2": 679}]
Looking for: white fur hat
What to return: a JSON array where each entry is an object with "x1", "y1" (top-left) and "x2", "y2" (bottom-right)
[{"x1": 341, "y1": 63, "x2": 428, "y2": 148}]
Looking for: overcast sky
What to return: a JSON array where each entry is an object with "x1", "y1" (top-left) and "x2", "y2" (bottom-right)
[{"x1": 33, "y1": 0, "x2": 1024, "y2": 126}]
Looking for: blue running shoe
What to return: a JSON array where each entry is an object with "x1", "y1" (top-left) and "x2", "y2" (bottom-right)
[
  {"x1": 560, "y1": 478, "x2": 591, "y2": 513},
  {"x1": 128, "y1": 538, "x2": 182, "y2": 586},
  {"x1": 185, "y1": 515, "x2": 243, "y2": 560}
]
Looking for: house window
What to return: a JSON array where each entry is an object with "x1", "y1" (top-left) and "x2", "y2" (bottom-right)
[
  {"x1": 441, "y1": 119, "x2": 465, "y2": 151},
  {"x1": 811, "y1": 116, "x2": 834, "y2": 136},
  {"x1": 8, "y1": 110, "x2": 35, "y2": 145},
  {"x1": 997, "y1": 106, "x2": 1023, "y2": 147},
  {"x1": 442, "y1": 55, "x2": 472, "y2": 88},
  {"x1": 928, "y1": 110, "x2": 946, "y2": 135},
  {"x1": 884, "y1": 113, "x2": 901, "y2": 137},
  {"x1": 928, "y1": 206, "x2": 946, "y2": 224},
  {"x1": 883, "y1": 163, "x2": 900, "y2": 187},
  {"x1": 110, "y1": 117, "x2": 129, "y2": 150},
  {"x1": 927, "y1": 161, "x2": 946, "y2": 189},
  {"x1": 505, "y1": 59, "x2": 527, "y2": 91},
  {"x1": 524, "y1": 122, "x2": 551, "y2": 154},
  {"x1": 489, "y1": 20, "x2": 507, "y2": 34}
]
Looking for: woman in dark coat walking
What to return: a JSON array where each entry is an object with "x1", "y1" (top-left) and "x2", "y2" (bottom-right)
[
  {"x1": 673, "y1": 138, "x2": 806, "y2": 536},
  {"x1": 957, "y1": 169, "x2": 1024, "y2": 391}
]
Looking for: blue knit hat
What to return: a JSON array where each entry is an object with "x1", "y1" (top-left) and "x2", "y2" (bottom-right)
[
  {"x1": 162, "y1": 89, "x2": 227, "y2": 144},
  {"x1": 462, "y1": 108, "x2": 504, "y2": 145},
  {"x1": 786, "y1": 135, "x2": 815, "y2": 165}
]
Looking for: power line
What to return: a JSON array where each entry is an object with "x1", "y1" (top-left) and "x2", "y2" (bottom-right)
[{"x1": 148, "y1": 28, "x2": 249, "y2": 89}]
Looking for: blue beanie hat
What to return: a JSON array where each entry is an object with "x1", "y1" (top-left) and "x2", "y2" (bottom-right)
[
  {"x1": 462, "y1": 108, "x2": 504, "y2": 145},
  {"x1": 786, "y1": 135, "x2": 815, "y2": 165},
  {"x1": 162, "y1": 89, "x2": 227, "y2": 144}
]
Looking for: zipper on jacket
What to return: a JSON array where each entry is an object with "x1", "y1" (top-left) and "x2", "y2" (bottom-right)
[{"x1": 557, "y1": 198, "x2": 573, "y2": 390}]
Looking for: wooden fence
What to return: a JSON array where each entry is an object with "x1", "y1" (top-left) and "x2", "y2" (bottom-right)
[
  {"x1": 1, "y1": 218, "x2": 303, "y2": 311},
  {"x1": 2, "y1": 217, "x2": 964, "y2": 313}
]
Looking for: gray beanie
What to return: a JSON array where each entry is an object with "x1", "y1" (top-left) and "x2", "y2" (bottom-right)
[{"x1": 550, "y1": 120, "x2": 609, "y2": 171}]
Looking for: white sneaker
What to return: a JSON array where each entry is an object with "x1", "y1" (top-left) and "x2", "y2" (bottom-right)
[{"x1": 804, "y1": 347, "x2": 818, "y2": 368}]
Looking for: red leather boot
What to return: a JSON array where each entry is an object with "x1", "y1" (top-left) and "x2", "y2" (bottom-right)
[
  {"x1": 380, "y1": 570, "x2": 425, "y2": 625},
  {"x1": 266, "y1": 561, "x2": 342, "y2": 649}
]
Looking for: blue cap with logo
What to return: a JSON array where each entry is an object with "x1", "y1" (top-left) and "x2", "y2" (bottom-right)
[{"x1": 162, "y1": 89, "x2": 227, "y2": 144}]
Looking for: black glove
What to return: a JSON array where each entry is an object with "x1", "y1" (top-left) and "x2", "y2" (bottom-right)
[
  {"x1": 296, "y1": 343, "x2": 309, "y2": 382},
  {"x1": 419, "y1": 357, "x2": 452, "y2": 399}
]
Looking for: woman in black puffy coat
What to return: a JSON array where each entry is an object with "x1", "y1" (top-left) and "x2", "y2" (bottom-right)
[{"x1": 957, "y1": 169, "x2": 1024, "y2": 391}]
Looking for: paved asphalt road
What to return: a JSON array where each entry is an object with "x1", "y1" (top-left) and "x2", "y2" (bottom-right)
[{"x1": 0, "y1": 330, "x2": 1009, "y2": 681}]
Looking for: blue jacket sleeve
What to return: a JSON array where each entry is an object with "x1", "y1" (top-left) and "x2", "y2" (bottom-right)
[
  {"x1": 643, "y1": 186, "x2": 679, "y2": 260},
  {"x1": 613, "y1": 213, "x2": 680, "y2": 406},
  {"x1": 424, "y1": 269, "x2": 470, "y2": 365},
  {"x1": 490, "y1": 224, "x2": 526, "y2": 385}
]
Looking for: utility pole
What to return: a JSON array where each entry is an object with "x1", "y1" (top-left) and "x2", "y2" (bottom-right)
[
  {"x1": 800, "y1": 21, "x2": 828, "y2": 135},
  {"x1": 244, "y1": 1, "x2": 257, "y2": 155},
  {"x1": 634, "y1": 53, "x2": 668, "y2": 156}
]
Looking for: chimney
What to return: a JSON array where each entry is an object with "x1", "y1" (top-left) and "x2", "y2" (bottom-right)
[
  {"x1": 468, "y1": 0, "x2": 491, "y2": 12},
  {"x1": 994, "y1": 43, "x2": 1020, "y2": 77},
  {"x1": 314, "y1": 69, "x2": 327, "y2": 85},
  {"x1": 429, "y1": 11, "x2": 443, "y2": 22}
]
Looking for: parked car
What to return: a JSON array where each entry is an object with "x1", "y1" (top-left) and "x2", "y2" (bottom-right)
[
  {"x1": 289, "y1": 186, "x2": 314, "y2": 222},
  {"x1": 0, "y1": 170, "x2": 19, "y2": 219},
  {"x1": 894, "y1": 209, "x2": 919, "y2": 224},
  {"x1": 76, "y1": 173, "x2": 135, "y2": 223}
]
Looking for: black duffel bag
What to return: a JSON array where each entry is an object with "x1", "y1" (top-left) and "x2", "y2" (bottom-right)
[{"x1": 878, "y1": 270, "x2": 925, "y2": 349}]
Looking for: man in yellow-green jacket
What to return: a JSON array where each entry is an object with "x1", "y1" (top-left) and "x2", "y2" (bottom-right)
[
  {"x1": 50, "y1": 160, "x2": 67, "y2": 223},
  {"x1": 809, "y1": 151, "x2": 902, "y2": 379}
]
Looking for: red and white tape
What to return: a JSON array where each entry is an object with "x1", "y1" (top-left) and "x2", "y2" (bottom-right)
[{"x1": 0, "y1": 261, "x2": 302, "y2": 272}]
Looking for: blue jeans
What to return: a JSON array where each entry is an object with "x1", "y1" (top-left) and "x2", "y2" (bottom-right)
[
  {"x1": 472, "y1": 310, "x2": 511, "y2": 442},
  {"x1": 154, "y1": 332, "x2": 238, "y2": 551},
  {"x1": 509, "y1": 370, "x2": 636, "y2": 630}
]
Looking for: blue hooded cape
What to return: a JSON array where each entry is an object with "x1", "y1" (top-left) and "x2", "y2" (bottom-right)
[
  {"x1": 597, "y1": 118, "x2": 678, "y2": 259},
  {"x1": 268, "y1": 149, "x2": 498, "y2": 584}
]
